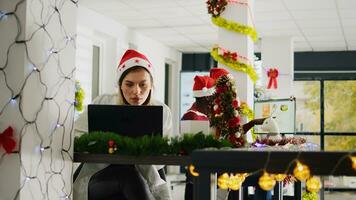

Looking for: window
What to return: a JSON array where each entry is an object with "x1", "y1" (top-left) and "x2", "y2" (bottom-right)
[
  {"x1": 294, "y1": 81, "x2": 320, "y2": 133},
  {"x1": 324, "y1": 81, "x2": 356, "y2": 133},
  {"x1": 294, "y1": 80, "x2": 356, "y2": 151}
]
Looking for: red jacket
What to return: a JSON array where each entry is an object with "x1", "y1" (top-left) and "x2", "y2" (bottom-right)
[{"x1": 181, "y1": 103, "x2": 209, "y2": 121}]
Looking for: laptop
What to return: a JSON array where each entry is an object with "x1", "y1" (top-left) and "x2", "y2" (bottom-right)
[{"x1": 88, "y1": 104, "x2": 163, "y2": 137}]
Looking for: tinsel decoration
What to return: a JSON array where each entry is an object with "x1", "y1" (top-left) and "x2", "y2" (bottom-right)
[
  {"x1": 211, "y1": 47, "x2": 258, "y2": 83},
  {"x1": 239, "y1": 102, "x2": 254, "y2": 120},
  {"x1": 75, "y1": 80, "x2": 85, "y2": 112},
  {"x1": 211, "y1": 16, "x2": 258, "y2": 41},
  {"x1": 210, "y1": 75, "x2": 245, "y2": 147}
]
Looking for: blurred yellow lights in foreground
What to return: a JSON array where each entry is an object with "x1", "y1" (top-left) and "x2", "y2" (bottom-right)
[
  {"x1": 189, "y1": 165, "x2": 199, "y2": 177},
  {"x1": 351, "y1": 156, "x2": 356, "y2": 170},
  {"x1": 273, "y1": 174, "x2": 287, "y2": 182},
  {"x1": 293, "y1": 161, "x2": 310, "y2": 181},
  {"x1": 218, "y1": 173, "x2": 230, "y2": 190},
  {"x1": 306, "y1": 177, "x2": 321, "y2": 193},
  {"x1": 258, "y1": 172, "x2": 276, "y2": 191},
  {"x1": 218, "y1": 173, "x2": 249, "y2": 190}
]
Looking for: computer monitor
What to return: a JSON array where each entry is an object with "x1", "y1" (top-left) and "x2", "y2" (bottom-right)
[{"x1": 88, "y1": 105, "x2": 163, "y2": 137}]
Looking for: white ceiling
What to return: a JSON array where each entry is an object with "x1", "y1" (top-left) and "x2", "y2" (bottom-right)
[{"x1": 80, "y1": 0, "x2": 356, "y2": 53}]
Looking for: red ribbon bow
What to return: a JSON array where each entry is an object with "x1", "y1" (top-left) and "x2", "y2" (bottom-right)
[
  {"x1": 267, "y1": 68, "x2": 279, "y2": 89},
  {"x1": 0, "y1": 126, "x2": 16, "y2": 154}
]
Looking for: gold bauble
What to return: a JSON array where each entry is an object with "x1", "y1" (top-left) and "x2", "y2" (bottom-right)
[
  {"x1": 218, "y1": 173, "x2": 230, "y2": 190},
  {"x1": 306, "y1": 177, "x2": 321, "y2": 193},
  {"x1": 273, "y1": 174, "x2": 287, "y2": 182},
  {"x1": 258, "y1": 172, "x2": 276, "y2": 191},
  {"x1": 293, "y1": 161, "x2": 310, "y2": 181},
  {"x1": 189, "y1": 165, "x2": 199, "y2": 177},
  {"x1": 351, "y1": 156, "x2": 356, "y2": 170}
]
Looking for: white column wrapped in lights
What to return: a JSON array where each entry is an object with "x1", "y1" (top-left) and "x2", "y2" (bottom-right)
[
  {"x1": 0, "y1": 0, "x2": 77, "y2": 199},
  {"x1": 215, "y1": 0, "x2": 256, "y2": 138}
]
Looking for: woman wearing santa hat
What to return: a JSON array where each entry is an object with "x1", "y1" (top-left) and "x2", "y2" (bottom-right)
[{"x1": 73, "y1": 49, "x2": 175, "y2": 200}]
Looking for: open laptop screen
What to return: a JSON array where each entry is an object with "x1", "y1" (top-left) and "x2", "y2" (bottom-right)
[{"x1": 88, "y1": 105, "x2": 163, "y2": 137}]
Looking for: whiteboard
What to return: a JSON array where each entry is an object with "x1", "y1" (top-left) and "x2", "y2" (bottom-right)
[{"x1": 254, "y1": 98, "x2": 296, "y2": 134}]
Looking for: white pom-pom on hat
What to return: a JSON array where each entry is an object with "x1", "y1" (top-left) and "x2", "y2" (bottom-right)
[{"x1": 192, "y1": 75, "x2": 215, "y2": 97}]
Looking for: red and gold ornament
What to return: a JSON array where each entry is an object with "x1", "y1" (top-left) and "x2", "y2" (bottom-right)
[{"x1": 108, "y1": 140, "x2": 117, "y2": 154}]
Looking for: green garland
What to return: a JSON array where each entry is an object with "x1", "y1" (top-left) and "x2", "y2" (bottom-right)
[
  {"x1": 74, "y1": 132, "x2": 233, "y2": 156},
  {"x1": 75, "y1": 80, "x2": 85, "y2": 112},
  {"x1": 211, "y1": 47, "x2": 258, "y2": 83},
  {"x1": 212, "y1": 16, "x2": 258, "y2": 42}
]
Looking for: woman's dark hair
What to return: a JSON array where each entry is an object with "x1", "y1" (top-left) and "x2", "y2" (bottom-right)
[{"x1": 118, "y1": 66, "x2": 153, "y2": 105}]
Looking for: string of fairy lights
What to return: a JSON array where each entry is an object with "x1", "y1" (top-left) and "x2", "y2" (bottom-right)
[{"x1": 0, "y1": 0, "x2": 77, "y2": 199}]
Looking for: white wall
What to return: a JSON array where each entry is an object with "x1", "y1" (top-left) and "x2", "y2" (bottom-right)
[
  {"x1": 0, "y1": 0, "x2": 77, "y2": 199},
  {"x1": 76, "y1": 6, "x2": 182, "y2": 136}
]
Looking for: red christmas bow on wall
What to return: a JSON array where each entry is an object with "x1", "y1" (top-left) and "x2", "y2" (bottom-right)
[
  {"x1": 267, "y1": 68, "x2": 279, "y2": 89},
  {"x1": 0, "y1": 126, "x2": 16, "y2": 154}
]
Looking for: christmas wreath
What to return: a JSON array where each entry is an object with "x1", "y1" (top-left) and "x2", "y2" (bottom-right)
[{"x1": 210, "y1": 75, "x2": 245, "y2": 147}]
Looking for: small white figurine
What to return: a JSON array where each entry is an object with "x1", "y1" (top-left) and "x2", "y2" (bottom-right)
[{"x1": 261, "y1": 116, "x2": 282, "y2": 141}]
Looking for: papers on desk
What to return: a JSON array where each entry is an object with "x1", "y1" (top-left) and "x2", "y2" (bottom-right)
[{"x1": 180, "y1": 120, "x2": 211, "y2": 135}]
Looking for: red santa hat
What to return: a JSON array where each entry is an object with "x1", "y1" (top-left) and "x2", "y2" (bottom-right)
[
  {"x1": 209, "y1": 68, "x2": 231, "y2": 80},
  {"x1": 192, "y1": 75, "x2": 215, "y2": 97},
  {"x1": 117, "y1": 49, "x2": 152, "y2": 82}
]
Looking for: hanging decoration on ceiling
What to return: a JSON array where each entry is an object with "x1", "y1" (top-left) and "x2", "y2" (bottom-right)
[
  {"x1": 0, "y1": 126, "x2": 16, "y2": 154},
  {"x1": 267, "y1": 68, "x2": 279, "y2": 89},
  {"x1": 211, "y1": 46, "x2": 258, "y2": 83},
  {"x1": 75, "y1": 80, "x2": 85, "y2": 112}
]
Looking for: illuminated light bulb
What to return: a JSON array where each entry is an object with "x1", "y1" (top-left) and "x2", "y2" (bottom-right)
[
  {"x1": 306, "y1": 177, "x2": 321, "y2": 193},
  {"x1": 293, "y1": 161, "x2": 310, "y2": 181},
  {"x1": 56, "y1": 124, "x2": 62, "y2": 128},
  {"x1": 40, "y1": 147, "x2": 45, "y2": 152},
  {"x1": 273, "y1": 174, "x2": 287, "y2": 182},
  {"x1": 228, "y1": 173, "x2": 248, "y2": 191},
  {"x1": 258, "y1": 172, "x2": 276, "y2": 191},
  {"x1": 351, "y1": 156, "x2": 356, "y2": 170},
  {"x1": 64, "y1": 36, "x2": 72, "y2": 41},
  {"x1": 188, "y1": 165, "x2": 199, "y2": 177},
  {"x1": 0, "y1": 11, "x2": 7, "y2": 21},
  {"x1": 217, "y1": 173, "x2": 230, "y2": 190},
  {"x1": 25, "y1": 177, "x2": 31, "y2": 182}
]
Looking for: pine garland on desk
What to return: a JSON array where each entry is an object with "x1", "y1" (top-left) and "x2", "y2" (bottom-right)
[{"x1": 74, "y1": 132, "x2": 233, "y2": 156}]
